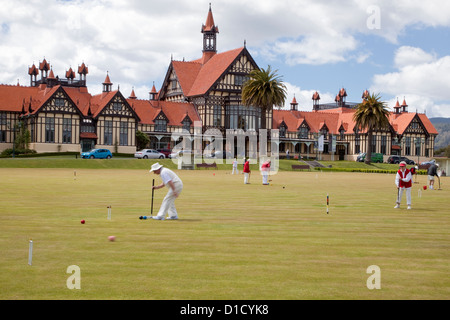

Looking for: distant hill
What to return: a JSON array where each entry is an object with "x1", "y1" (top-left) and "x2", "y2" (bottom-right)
[{"x1": 430, "y1": 117, "x2": 450, "y2": 150}]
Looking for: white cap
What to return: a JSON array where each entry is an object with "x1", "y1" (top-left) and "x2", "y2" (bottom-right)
[{"x1": 149, "y1": 162, "x2": 163, "y2": 172}]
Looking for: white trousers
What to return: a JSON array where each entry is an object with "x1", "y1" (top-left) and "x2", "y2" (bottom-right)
[
  {"x1": 156, "y1": 182, "x2": 183, "y2": 219},
  {"x1": 397, "y1": 187, "x2": 411, "y2": 206},
  {"x1": 262, "y1": 172, "x2": 269, "y2": 184},
  {"x1": 244, "y1": 172, "x2": 250, "y2": 184},
  {"x1": 232, "y1": 167, "x2": 239, "y2": 174}
]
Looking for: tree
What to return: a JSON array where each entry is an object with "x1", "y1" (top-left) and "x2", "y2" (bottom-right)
[
  {"x1": 353, "y1": 93, "x2": 390, "y2": 164},
  {"x1": 241, "y1": 65, "x2": 287, "y2": 130},
  {"x1": 136, "y1": 130, "x2": 150, "y2": 150}
]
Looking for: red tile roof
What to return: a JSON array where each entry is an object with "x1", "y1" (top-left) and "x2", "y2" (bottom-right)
[
  {"x1": 129, "y1": 98, "x2": 201, "y2": 126},
  {"x1": 187, "y1": 47, "x2": 244, "y2": 96},
  {"x1": 202, "y1": 5, "x2": 218, "y2": 33},
  {"x1": 273, "y1": 106, "x2": 438, "y2": 137}
]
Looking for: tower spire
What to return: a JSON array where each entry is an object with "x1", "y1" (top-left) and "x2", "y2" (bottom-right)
[{"x1": 201, "y1": 3, "x2": 219, "y2": 64}]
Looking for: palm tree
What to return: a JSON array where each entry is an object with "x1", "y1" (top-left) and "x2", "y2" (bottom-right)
[
  {"x1": 241, "y1": 65, "x2": 287, "y2": 130},
  {"x1": 353, "y1": 93, "x2": 390, "y2": 164}
]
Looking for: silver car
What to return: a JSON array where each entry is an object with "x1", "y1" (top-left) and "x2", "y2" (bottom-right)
[{"x1": 134, "y1": 149, "x2": 165, "y2": 159}]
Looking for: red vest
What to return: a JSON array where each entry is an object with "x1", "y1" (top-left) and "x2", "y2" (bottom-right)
[{"x1": 398, "y1": 168, "x2": 412, "y2": 188}]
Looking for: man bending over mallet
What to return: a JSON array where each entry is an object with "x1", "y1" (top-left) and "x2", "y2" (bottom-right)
[{"x1": 149, "y1": 163, "x2": 183, "y2": 220}]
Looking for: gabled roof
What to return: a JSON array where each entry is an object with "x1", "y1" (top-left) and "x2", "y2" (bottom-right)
[
  {"x1": 389, "y1": 112, "x2": 438, "y2": 135},
  {"x1": 167, "y1": 47, "x2": 247, "y2": 99},
  {"x1": 0, "y1": 85, "x2": 40, "y2": 113},
  {"x1": 171, "y1": 60, "x2": 202, "y2": 97},
  {"x1": 89, "y1": 90, "x2": 119, "y2": 117},
  {"x1": 188, "y1": 47, "x2": 246, "y2": 96},
  {"x1": 129, "y1": 99, "x2": 201, "y2": 126}
]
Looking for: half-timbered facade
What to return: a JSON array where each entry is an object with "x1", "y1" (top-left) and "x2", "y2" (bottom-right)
[
  {"x1": 273, "y1": 94, "x2": 438, "y2": 161},
  {"x1": 0, "y1": 5, "x2": 439, "y2": 160}
]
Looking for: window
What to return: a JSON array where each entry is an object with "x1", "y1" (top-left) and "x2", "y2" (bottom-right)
[
  {"x1": 0, "y1": 129, "x2": 5, "y2": 142},
  {"x1": 55, "y1": 98, "x2": 65, "y2": 108},
  {"x1": 120, "y1": 122, "x2": 128, "y2": 146},
  {"x1": 112, "y1": 102, "x2": 122, "y2": 111},
  {"x1": 279, "y1": 125, "x2": 286, "y2": 138},
  {"x1": 182, "y1": 118, "x2": 191, "y2": 132},
  {"x1": 213, "y1": 105, "x2": 221, "y2": 127},
  {"x1": 355, "y1": 130, "x2": 360, "y2": 154},
  {"x1": 104, "y1": 121, "x2": 113, "y2": 145},
  {"x1": 298, "y1": 126, "x2": 309, "y2": 139},
  {"x1": 0, "y1": 113, "x2": 6, "y2": 125},
  {"x1": 63, "y1": 118, "x2": 72, "y2": 144},
  {"x1": 372, "y1": 135, "x2": 377, "y2": 153},
  {"x1": 320, "y1": 128, "x2": 328, "y2": 140},
  {"x1": 404, "y1": 137, "x2": 411, "y2": 155},
  {"x1": 45, "y1": 118, "x2": 55, "y2": 143},
  {"x1": 226, "y1": 105, "x2": 260, "y2": 131},
  {"x1": 381, "y1": 136, "x2": 387, "y2": 155},
  {"x1": 340, "y1": 129, "x2": 345, "y2": 140},
  {"x1": 155, "y1": 119, "x2": 167, "y2": 132},
  {"x1": 235, "y1": 75, "x2": 248, "y2": 86}
]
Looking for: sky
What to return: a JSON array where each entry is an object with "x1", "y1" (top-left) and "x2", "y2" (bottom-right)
[{"x1": 1, "y1": 0, "x2": 450, "y2": 118}]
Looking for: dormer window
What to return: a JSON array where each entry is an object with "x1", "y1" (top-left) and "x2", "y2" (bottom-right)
[
  {"x1": 182, "y1": 117, "x2": 191, "y2": 131},
  {"x1": 298, "y1": 126, "x2": 309, "y2": 139},
  {"x1": 279, "y1": 124, "x2": 286, "y2": 138},
  {"x1": 155, "y1": 119, "x2": 167, "y2": 132}
]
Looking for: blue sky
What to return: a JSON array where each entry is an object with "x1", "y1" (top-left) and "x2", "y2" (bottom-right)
[{"x1": 1, "y1": 0, "x2": 449, "y2": 117}]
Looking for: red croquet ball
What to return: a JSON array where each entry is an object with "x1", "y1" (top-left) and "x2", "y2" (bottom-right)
[
  {"x1": 81, "y1": 219, "x2": 85, "y2": 224},
  {"x1": 108, "y1": 236, "x2": 116, "y2": 242},
  {"x1": 423, "y1": 186, "x2": 427, "y2": 190}
]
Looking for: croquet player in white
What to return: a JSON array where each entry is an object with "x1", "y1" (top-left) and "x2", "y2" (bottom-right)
[
  {"x1": 149, "y1": 163, "x2": 183, "y2": 220},
  {"x1": 232, "y1": 158, "x2": 239, "y2": 174},
  {"x1": 395, "y1": 161, "x2": 412, "y2": 210}
]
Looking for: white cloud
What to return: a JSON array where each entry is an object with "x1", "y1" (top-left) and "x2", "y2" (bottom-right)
[
  {"x1": 283, "y1": 82, "x2": 335, "y2": 111},
  {"x1": 0, "y1": 0, "x2": 449, "y2": 121},
  {"x1": 372, "y1": 46, "x2": 450, "y2": 117},
  {"x1": 372, "y1": 47, "x2": 450, "y2": 100},
  {"x1": 394, "y1": 46, "x2": 435, "y2": 69}
]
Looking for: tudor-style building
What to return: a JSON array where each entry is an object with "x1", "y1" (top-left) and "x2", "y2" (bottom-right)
[
  {"x1": 0, "y1": 5, "x2": 439, "y2": 161},
  {"x1": 274, "y1": 92, "x2": 438, "y2": 161},
  {"x1": 0, "y1": 61, "x2": 140, "y2": 154}
]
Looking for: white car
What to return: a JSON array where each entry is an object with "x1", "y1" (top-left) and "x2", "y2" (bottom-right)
[
  {"x1": 134, "y1": 149, "x2": 165, "y2": 159},
  {"x1": 169, "y1": 150, "x2": 193, "y2": 159}
]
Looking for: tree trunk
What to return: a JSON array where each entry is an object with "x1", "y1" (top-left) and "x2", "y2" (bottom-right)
[
  {"x1": 365, "y1": 128, "x2": 372, "y2": 164},
  {"x1": 260, "y1": 106, "x2": 267, "y2": 130}
]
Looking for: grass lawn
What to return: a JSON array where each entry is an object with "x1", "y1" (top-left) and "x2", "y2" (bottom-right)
[{"x1": 0, "y1": 164, "x2": 448, "y2": 300}]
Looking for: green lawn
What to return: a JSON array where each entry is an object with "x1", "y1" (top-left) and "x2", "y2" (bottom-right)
[{"x1": 0, "y1": 165, "x2": 448, "y2": 299}]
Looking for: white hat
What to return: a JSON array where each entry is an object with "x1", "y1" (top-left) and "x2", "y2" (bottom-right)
[
  {"x1": 149, "y1": 162, "x2": 163, "y2": 172},
  {"x1": 399, "y1": 161, "x2": 407, "y2": 167}
]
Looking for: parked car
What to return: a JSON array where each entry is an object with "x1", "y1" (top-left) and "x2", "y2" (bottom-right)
[
  {"x1": 134, "y1": 149, "x2": 165, "y2": 159},
  {"x1": 357, "y1": 152, "x2": 383, "y2": 163},
  {"x1": 387, "y1": 155, "x2": 415, "y2": 165},
  {"x1": 169, "y1": 150, "x2": 193, "y2": 159},
  {"x1": 81, "y1": 149, "x2": 112, "y2": 159},
  {"x1": 157, "y1": 149, "x2": 171, "y2": 158},
  {"x1": 208, "y1": 150, "x2": 233, "y2": 160},
  {"x1": 420, "y1": 159, "x2": 435, "y2": 166}
]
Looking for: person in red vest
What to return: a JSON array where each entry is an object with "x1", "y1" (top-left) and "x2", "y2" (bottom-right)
[
  {"x1": 243, "y1": 158, "x2": 251, "y2": 184},
  {"x1": 261, "y1": 160, "x2": 271, "y2": 185},
  {"x1": 395, "y1": 161, "x2": 412, "y2": 210}
]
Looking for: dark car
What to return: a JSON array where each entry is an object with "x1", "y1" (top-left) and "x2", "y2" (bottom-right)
[
  {"x1": 387, "y1": 155, "x2": 415, "y2": 165},
  {"x1": 157, "y1": 149, "x2": 171, "y2": 158}
]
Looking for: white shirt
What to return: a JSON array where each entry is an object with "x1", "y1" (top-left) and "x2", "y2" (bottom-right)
[{"x1": 160, "y1": 168, "x2": 182, "y2": 188}]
